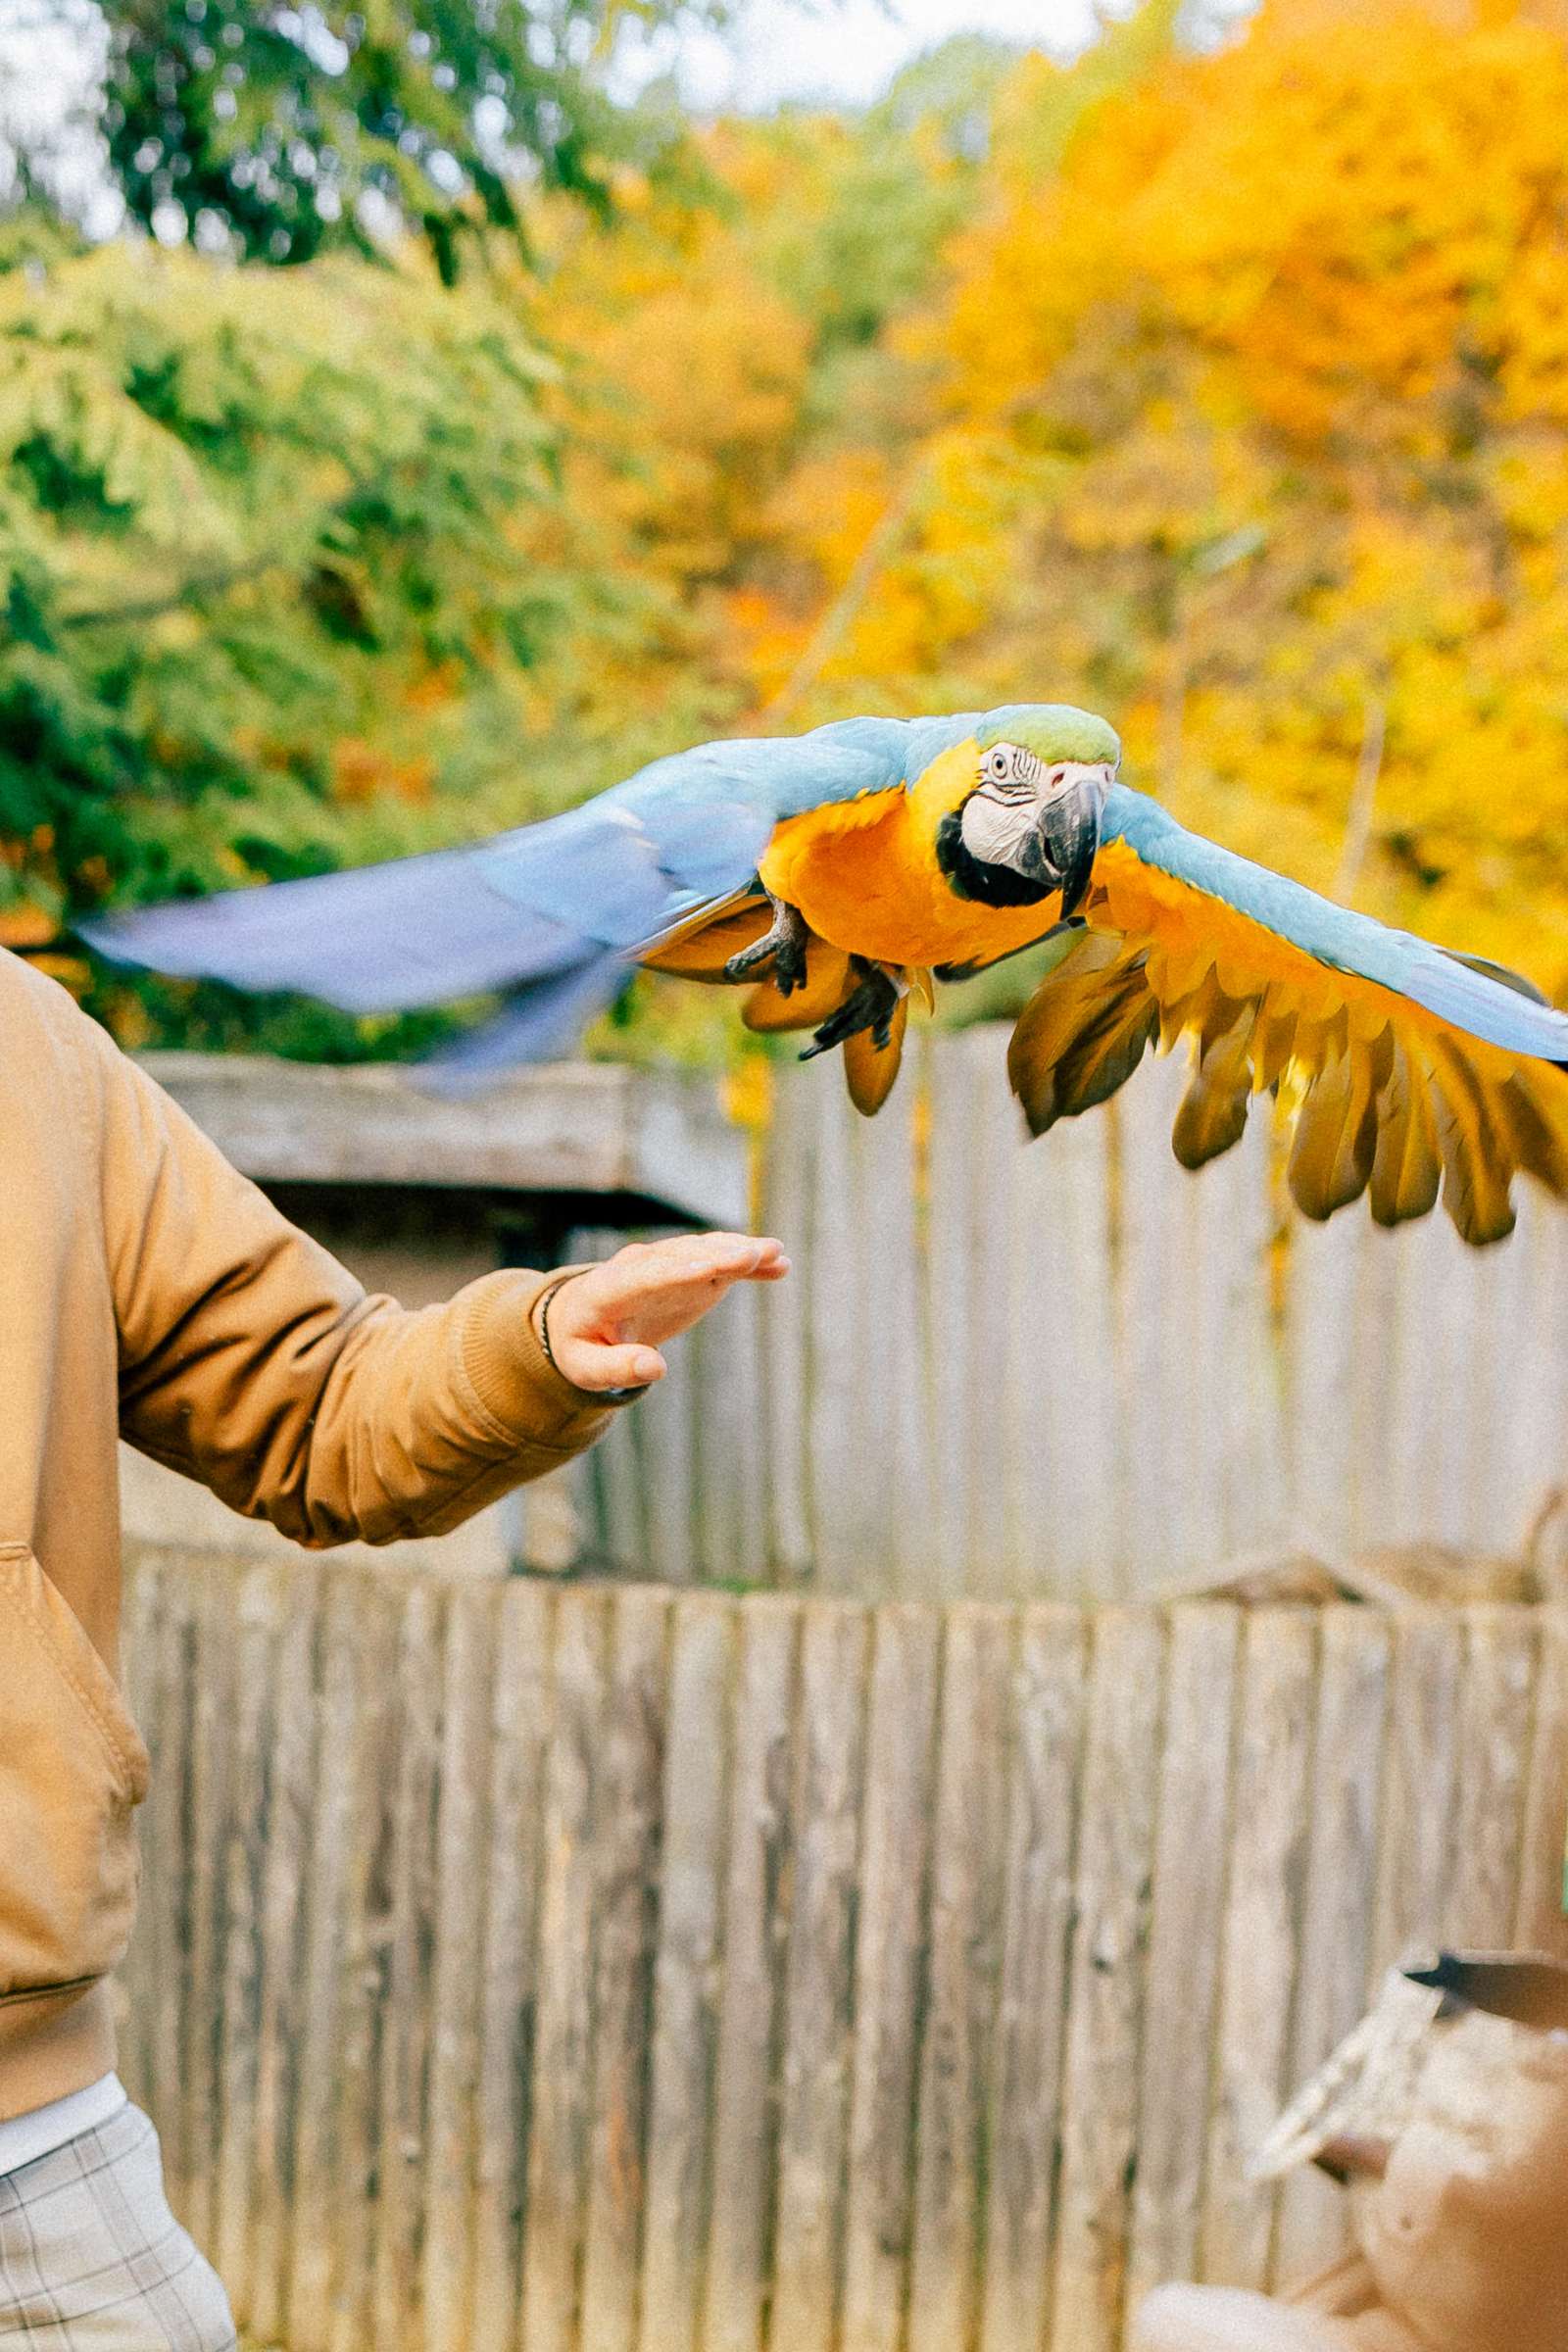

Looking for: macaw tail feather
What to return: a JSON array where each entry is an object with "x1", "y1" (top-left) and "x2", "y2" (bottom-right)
[
  {"x1": 842, "y1": 998, "x2": 907, "y2": 1116},
  {"x1": 78, "y1": 842, "x2": 595, "y2": 1016},
  {"x1": 416, "y1": 952, "x2": 630, "y2": 1095}
]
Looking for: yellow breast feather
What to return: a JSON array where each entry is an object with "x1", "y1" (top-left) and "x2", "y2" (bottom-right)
[{"x1": 760, "y1": 743, "x2": 1062, "y2": 968}]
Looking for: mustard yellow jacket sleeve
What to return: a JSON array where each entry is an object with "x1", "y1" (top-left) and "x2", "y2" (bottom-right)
[{"x1": 77, "y1": 1014, "x2": 616, "y2": 1547}]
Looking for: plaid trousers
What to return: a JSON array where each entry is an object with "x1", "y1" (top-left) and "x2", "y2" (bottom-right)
[{"x1": 0, "y1": 2104, "x2": 234, "y2": 2350}]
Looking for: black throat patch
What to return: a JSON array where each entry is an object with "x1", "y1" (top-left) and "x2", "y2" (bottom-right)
[{"x1": 936, "y1": 807, "x2": 1053, "y2": 907}]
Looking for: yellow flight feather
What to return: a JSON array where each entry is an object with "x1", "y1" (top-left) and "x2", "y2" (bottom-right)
[{"x1": 1010, "y1": 839, "x2": 1568, "y2": 1244}]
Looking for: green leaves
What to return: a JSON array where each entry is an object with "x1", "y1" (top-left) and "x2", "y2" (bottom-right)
[
  {"x1": 0, "y1": 241, "x2": 583, "y2": 1047},
  {"x1": 64, "y1": 0, "x2": 726, "y2": 277}
]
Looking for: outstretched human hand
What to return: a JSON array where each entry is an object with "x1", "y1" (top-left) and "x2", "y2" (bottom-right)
[{"x1": 541, "y1": 1232, "x2": 790, "y2": 1395}]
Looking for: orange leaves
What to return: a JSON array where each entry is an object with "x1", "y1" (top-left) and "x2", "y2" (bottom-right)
[
  {"x1": 0, "y1": 905, "x2": 59, "y2": 950},
  {"x1": 532, "y1": 158, "x2": 813, "y2": 597},
  {"x1": 932, "y1": 9, "x2": 1568, "y2": 461},
  {"x1": 329, "y1": 739, "x2": 435, "y2": 806}
]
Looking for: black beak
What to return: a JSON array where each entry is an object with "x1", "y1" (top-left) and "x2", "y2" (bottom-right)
[{"x1": 1019, "y1": 775, "x2": 1102, "y2": 918}]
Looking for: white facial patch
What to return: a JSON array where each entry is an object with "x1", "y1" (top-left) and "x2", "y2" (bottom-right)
[
  {"x1": 959, "y1": 789, "x2": 1044, "y2": 867},
  {"x1": 959, "y1": 755, "x2": 1115, "y2": 869}
]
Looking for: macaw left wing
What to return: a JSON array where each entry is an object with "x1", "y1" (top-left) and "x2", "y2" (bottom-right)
[
  {"x1": 80, "y1": 721, "x2": 908, "y2": 1071},
  {"x1": 1007, "y1": 786, "x2": 1568, "y2": 1244}
]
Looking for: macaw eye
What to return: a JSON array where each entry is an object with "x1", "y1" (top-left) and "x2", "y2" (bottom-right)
[{"x1": 982, "y1": 744, "x2": 1033, "y2": 792}]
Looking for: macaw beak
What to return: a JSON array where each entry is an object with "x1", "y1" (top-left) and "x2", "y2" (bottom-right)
[{"x1": 1019, "y1": 773, "x2": 1102, "y2": 918}]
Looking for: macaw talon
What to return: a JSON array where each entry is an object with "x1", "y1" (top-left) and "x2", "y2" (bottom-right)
[
  {"x1": 724, "y1": 895, "x2": 810, "y2": 994},
  {"x1": 1312, "y1": 2133, "x2": 1394, "y2": 2186},
  {"x1": 800, "y1": 959, "x2": 903, "y2": 1059}
]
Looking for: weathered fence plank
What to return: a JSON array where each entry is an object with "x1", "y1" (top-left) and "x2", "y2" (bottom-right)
[
  {"x1": 1445, "y1": 1609, "x2": 1538, "y2": 1948},
  {"x1": 839, "y1": 1605, "x2": 942, "y2": 2352},
  {"x1": 1051, "y1": 1608, "x2": 1165, "y2": 2352},
  {"x1": 806, "y1": 1090, "x2": 872, "y2": 1592},
  {"x1": 1274, "y1": 1606, "x2": 1391, "y2": 2282},
  {"x1": 978, "y1": 1606, "x2": 1087, "y2": 2352},
  {"x1": 120, "y1": 1558, "x2": 1568, "y2": 2352},
  {"x1": 183, "y1": 1562, "x2": 237, "y2": 2255},
  {"x1": 470, "y1": 1581, "x2": 554, "y2": 2352},
  {"x1": 1516, "y1": 1608, "x2": 1568, "y2": 1962},
  {"x1": 372, "y1": 1581, "x2": 446, "y2": 2352},
  {"x1": 212, "y1": 1565, "x2": 275, "y2": 2318},
  {"x1": 1200, "y1": 1610, "x2": 1317, "y2": 2290},
  {"x1": 758, "y1": 1081, "x2": 814, "y2": 1585},
  {"x1": 1113, "y1": 1059, "x2": 1186, "y2": 1590},
  {"x1": 116, "y1": 1546, "x2": 163, "y2": 2114},
  {"x1": 1370, "y1": 1612, "x2": 1464, "y2": 1974},
  {"x1": 250, "y1": 1566, "x2": 320, "y2": 2344},
  {"x1": 639, "y1": 1598, "x2": 734, "y2": 2352},
  {"x1": 519, "y1": 1590, "x2": 610, "y2": 2352},
  {"x1": 907, "y1": 1605, "x2": 1014, "y2": 2352},
  {"x1": 422, "y1": 1583, "x2": 496, "y2": 2352},
  {"x1": 286, "y1": 1576, "x2": 384, "y2": 2350},
  {"x1": 146, "y1": 1561, "x2": 199, "y2": 2201},
  {"x1": 769, "y1": 1601, "x2": 870, "y2": 2349},
  {"x1": 702, "y1": 1597, "x2": 798, "y2": 2352},
  {"x1": 925, "y1": 1028, "x2": 987, "y2": 1598},
  {"x1": 325, "y1": 1574, "x2": 404, "y2": 2352},
  {"x1": 1127, "y1": 1604, "x2": 1242, "y2": 2311},
  {"x1": 579, "y1": 1590, "x2": 670, "y2": 2352},
  {"x1": 858, "y1": 1081, "x2": 935, "y2": 1602}
]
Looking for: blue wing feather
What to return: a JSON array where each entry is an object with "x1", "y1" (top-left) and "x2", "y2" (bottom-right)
[
  {"x1": 80, "y1": 724, "x2": 910, "y2": 1018},
  {"x1": 1104, "y1": 786, "x2": 1568, "y2": 1064}
]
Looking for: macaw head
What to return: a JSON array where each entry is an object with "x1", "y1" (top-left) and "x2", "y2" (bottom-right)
[{"x1": 923, "y1": 704, "x2": 1121, "y2": 919}]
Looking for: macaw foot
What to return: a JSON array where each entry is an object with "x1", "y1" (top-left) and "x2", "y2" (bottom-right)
[
  {"x1": 800, "y1": 959, "x2": 904, "y2": 1059},
  {"x1": 724, "y1": 896, "x2": 810, "y2": 995}
]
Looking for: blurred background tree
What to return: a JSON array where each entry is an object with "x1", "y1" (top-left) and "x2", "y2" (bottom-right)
[
  {"x1": 4, "y1": 0, "x2": 1568, "y2": 1061},
  {"x1": 0, "y1": 241, "x2": 578, "y2": 1049},
  {"x1": 30, "y1": 0, "x2": 728, "y2": 276}
]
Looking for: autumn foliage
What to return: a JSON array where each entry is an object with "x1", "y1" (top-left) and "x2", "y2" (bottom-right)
[
  {"x1": 7, "y1": 0, "x2": 1568, "y2": 1054},
  {"x1": 743, "y1": 4, "x2": 1568, "y2": 1001}
]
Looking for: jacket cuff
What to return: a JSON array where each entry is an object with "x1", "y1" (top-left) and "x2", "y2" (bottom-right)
[{"x1": 456, "y1": 1267, "x2": 622, "y2": 1454}]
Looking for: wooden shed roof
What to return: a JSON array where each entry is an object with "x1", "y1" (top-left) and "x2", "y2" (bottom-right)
[{"x1": 138, "y1": 1053, "x2": 750, "y2": 1229}]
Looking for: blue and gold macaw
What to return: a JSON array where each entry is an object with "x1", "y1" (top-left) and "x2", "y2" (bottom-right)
[{"x1": 83, "y1": 704, "x2": 1568, "y2": 1245}]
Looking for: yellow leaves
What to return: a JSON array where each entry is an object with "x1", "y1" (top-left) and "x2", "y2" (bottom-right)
[
  {"x1": 763, "y1": 449, "x2": 895, "y2": 592},
  {"x1": 27, "y1": 954, "x2": 89, "y2": 997},
  {"x1": 525, "y1": 133, "x2": 821, "y2": 611},
  {"x1": 105, "y1": 990, "x2": 154, "y2": 1052},
  {"x1": 930, "y1": 8, "x2": 1568, "y2": 461},
  {"x1": 402, "y1": 660, "x2": 464, "y2": 714},
  {"x1": 721, "y1": 1050, "x2": 774, "y2": 1134},
  {"x1": 1495, "y1": 239, "x2": 1568, "y2": 428},
  {"x1": 716, "y1": 586, "x2": 808, "y2": 701},
  {"x1": 1487, "y1": 441, "x2": 1568, "y2": 545}
]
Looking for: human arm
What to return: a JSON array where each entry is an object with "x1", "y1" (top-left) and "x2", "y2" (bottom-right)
[{"x1": 79, "y1": 1010, "x2": 782, "y2": 1545}]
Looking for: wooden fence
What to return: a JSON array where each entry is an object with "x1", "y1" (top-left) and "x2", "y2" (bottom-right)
[
  {"x1": 574, "y1": 1027, "x2": 1568, "y2": 1602},
  {"x1": 119, "y1": 1545, "x2": 1568, "y2": 2352}
]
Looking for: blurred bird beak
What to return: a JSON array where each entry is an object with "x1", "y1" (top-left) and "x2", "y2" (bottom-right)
[{"x1": 1020, "y1": 773, "x2": 1102, "y2": 918}]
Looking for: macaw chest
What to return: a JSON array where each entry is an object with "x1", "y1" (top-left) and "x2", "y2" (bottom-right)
[{"x1": 759, "y1": 800, "x2": 1054, "y2": 969}]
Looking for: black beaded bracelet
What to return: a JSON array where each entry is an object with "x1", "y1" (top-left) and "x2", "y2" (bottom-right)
[{"x1": 537, "y1": 1274, "x2": 649, "y2": 1405}]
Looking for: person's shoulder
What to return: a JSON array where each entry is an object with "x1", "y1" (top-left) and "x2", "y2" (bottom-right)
[
  {"x1": 1, "y1": 943, "x2": 60, "y2": 1012},
  {"x1": 0, "y1": 948, "x2": 115, "y2": 1080},
  {"x1": 2, "y1": 944, "x2": 85, "y2": 1023}
]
